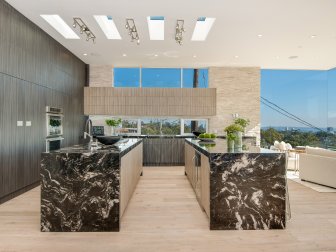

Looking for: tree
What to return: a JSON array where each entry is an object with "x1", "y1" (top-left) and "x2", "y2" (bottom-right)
[{"x1": 260, "y1": 128, "x2": 284, "y2": 147}]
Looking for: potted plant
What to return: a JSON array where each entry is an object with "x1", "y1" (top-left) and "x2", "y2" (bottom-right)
[
  {"x1": 224, "y1": 124, "x2": 244, "y2": 149},
  {"x1": 105, "y1": 118, "x2": 122, "y2": 136},
  {"x1": 234, "y1": 118, "x2": 250, "y2": 134}
]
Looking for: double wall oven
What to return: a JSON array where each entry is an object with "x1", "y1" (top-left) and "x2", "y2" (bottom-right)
[{"x1": 45, "y1": 106, "x2": 64, "y2": 152}]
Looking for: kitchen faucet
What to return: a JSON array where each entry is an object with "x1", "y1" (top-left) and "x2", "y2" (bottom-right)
[{"x1": 84, "y1": 118, "x2": 93, "y2": 143}]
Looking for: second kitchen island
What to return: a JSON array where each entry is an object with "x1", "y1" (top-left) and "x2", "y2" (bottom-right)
[
  {"x1": 185, "y1": 138, "x2": 288, "y2": 230},
  {"x1": 41, "y1": 139, "x2": 143, "y2": 232}
]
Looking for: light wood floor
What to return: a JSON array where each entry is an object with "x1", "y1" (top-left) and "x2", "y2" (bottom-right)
[{"x1": 0, "y1": 166, "x2": 336, "y2": 252}]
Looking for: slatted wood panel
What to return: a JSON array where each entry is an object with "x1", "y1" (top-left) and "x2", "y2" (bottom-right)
[
  {"x1": 84, "y1": 87, "x2": 216, "y2": 116},
  {"x1": 0, "y1": 0, "x2": 86, "y2": 202},
  {"x1": 143, "y1": 138, "x2": 185, "y2": 166}
]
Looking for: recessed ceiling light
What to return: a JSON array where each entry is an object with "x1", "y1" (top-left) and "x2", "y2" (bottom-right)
[
  {"x1": 147, "y1": 16, "x2": 164, "y2": 40},
  {"x1": 258, "y1": 34, "x2": 263, "y2": 38},
  {"x1": 40, "y1": 15, "x2": 79, "y2": 39},
  {"x1": 276, "y1": 56, "x2": 280, "y2": 59},
  {"x1": 193, "y1": 55, "x2": 197, "y2": 58},
  {"x1": 122, "y1": 53, "x2": 127, "y2": 57},
  {"x1": 94, "y1": 15, "x2": 121, "y2": 39},
  {"x1": 154, "y1": 54, "x2": 158, "y2": 57},
  {"x1": 83, "y1": 53, "x2": 88, "y2": 56},
  {"x1": 191, "y1": 17, "x2": 216, "y2": 41},
  {"x1": 234, "y1": 55, "x2": 239, "y2": 58},
  {"x1": 311, "y1": 35, "x2": 317, "y2": 38}
]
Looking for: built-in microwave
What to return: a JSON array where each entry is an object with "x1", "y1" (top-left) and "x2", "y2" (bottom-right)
[{"x1": 45, "y1": 136, "x2": 64, "y2": 152}]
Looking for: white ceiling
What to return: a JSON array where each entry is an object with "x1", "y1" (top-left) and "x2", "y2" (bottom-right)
[{"x1": 5, "y1": 0, "x2": 336, "y2": 70}]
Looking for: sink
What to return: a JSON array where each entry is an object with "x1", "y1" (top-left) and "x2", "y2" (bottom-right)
[{"x1": 96, "y1": 136, "x2": 121, "y2": 145}]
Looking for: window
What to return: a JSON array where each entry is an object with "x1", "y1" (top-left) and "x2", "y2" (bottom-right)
[
  {"x1": 183, "y1": 68, "x2": 208, "y2": 88},
  {"x1": 141, "y1": 118, "x2": 180, "y2": 135},
  {"x1": 182, "y1": 119, "x2": 208, "y2": 134},
  {"x1": 113, "y1": 68, "x2": 209, "y2": 88},
  {"x1": 261, "y1": 69, "x2": 336, "y2": 149},
  {"x1": 142, "y1": 68, "x2": 181, "y2": 88},
  {"x1": 119, "y1": 119, "x2": 140, "y2": 135},
  {"x1": 114, "y1": 68, "x2": 140, "y2": 87}
]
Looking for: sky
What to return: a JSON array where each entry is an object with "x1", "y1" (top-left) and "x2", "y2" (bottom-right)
[
  {"x1": 261, "y1": 68, "x2": 336, "y2": 129},
  {"x1": 114, "y1": 68, "x2": 208, "y2": 88}
]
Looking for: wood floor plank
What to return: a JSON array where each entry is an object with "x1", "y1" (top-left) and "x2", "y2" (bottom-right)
[{"x1": 0, "y1": 166, "x2": 335, "y2": 252}]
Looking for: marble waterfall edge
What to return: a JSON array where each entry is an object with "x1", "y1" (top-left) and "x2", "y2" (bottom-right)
[
  {"x1": 209, "y1": 153, "x2": 287, "y2": 230},
  {"x1": 41, "y1": 152, "x2": 120, "y2": 232}
]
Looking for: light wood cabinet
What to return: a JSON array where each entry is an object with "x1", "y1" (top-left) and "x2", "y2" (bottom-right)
[
  {"x1": 184, "y1": 143, "x2": 195, "y2": 187},
  {"x1": 184, "y1": 142, "x2": 210, "y2": 218},
  {"x1": 200, "y1": 153, "x2": 210, "y2": 218},
  {"x1": 120, "y1": 143, "x2": 143, "y2": 217}
]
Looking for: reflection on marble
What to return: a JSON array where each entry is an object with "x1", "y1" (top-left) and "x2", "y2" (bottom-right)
[
  {"x1": 41, "y1": 139, "x2": 142, "y2": 232},
  {"x1": 210, "y1": 153, "x2": 286, "y2": 230}
]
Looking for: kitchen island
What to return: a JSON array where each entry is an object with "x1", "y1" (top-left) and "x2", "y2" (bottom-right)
[
  {"x1": 185, "y1": 138, "x2": 288, "y2": 230},
  {"x1": 41, "y1": 138, "x2": 143, "y2": 232}
]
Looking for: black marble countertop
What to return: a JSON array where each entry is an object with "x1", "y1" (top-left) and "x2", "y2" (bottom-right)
[
  {"x1": 46, "y1": 138, "x2": 142, "y2": 157},
  {"x1": 185, "y1": 138, "x2": 278, "y2": 157}
]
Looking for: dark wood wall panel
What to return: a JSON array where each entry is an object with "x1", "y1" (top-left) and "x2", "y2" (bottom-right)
[
  {"x1": 0, "y1": 0, "x2": 86, "y2": 202},
  {"x1": 143, "y1": 138, "x2": 185, "y2": 166}
]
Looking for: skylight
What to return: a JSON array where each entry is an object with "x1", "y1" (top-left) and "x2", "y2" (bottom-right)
[
  {"x1": 94, "y1": 15, "x2": 121, "y2": 40},
  {"x1": 40, "y1": 15, "x2": 79, "y2": 39},
  {"x1": 147, "y1": 16, "x2": 164, "y2": 40},
  {"x1": 191, "y1": 17, "x2": 215, "y2": 41}
]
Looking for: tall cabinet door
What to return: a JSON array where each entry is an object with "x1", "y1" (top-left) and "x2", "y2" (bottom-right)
[
  {"x1": 1, "y1": 75, "x2": 19, "y2": 197},
  {"x1": 23, "y1": 81, "x2": 41, "y2": 185},
  {"x1": 15, "y1": 79, "x2": 26, "y2": 190},
  {"x1": 0, "y1": 74, "x2": 5, "y2": 198}
]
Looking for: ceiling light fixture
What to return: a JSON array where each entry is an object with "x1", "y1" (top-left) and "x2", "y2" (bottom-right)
[
  {"x1": 73, "y1": 17, "x2": 96, "y2": 43},
  {"x1": 40, "y1": 15, "x2": 79, "y2": 39},
  {"x1": 234, "y1": 55, "x2": 239, "y2": 58},
  {"x1": 311, "y1": 35, "x2": 317, "y2": 38},
  {"x1": 83, "y1": 53, "x2": 88, "y2": 56},
  {"x1": 122, "y1": 53, "x2": 127, "y2": 57},
  {"x1": 154, "y1": 54, "x2": 158, "y2": 57},
  {"x1": 125, "y1": 18, "x2": 140, "y2": 45},
  {"x1": 147, "y1": 16, "x2": 164, "y2": 40},
  {"x1": 94, "y1": 15, "x2": 121, "y2": 39},
  {"x1": 191, "y1": 17, "x2": 215, "y2": 41},
  {"x1": 175, "y1": 19, "x2": 185, "y2": 45},
  {"x1": 193, "y1": 55, "x2": 197, "y2": 58},
  {"x1": 258, "y1": 34, "x2": 263, "y2": 38}
]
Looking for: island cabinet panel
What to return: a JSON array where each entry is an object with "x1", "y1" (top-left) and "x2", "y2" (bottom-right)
[
  {"x1": 120, "y1": 143, "x2": 143, "y2": 217},
  {"x1": 184, "y1": 143, "x2": 195, "y2": 187},
  {"x1": 200, "y1": 153, "x2": 210, "y2": 218}
]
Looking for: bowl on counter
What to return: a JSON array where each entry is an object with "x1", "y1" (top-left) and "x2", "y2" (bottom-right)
[
  {"x1": 192, "y1": 131, "x2": 204, "y2": 137},
  {"x1": 96, "y1": 136, "x2": 122, "y2": 145}
]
